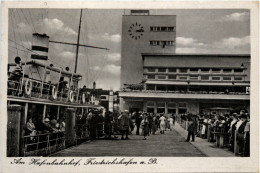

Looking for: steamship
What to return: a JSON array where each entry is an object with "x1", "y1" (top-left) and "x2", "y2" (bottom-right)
[{"x1": 7, "y1": 32, "x2": 104, "y2": 157}]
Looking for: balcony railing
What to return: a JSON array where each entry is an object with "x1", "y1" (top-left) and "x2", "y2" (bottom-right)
[{"x1": 121, "y1": 89, "x2": 250, "y2": 95}]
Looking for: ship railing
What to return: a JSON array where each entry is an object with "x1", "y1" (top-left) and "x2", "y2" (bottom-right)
[
  {"x1": 23, "y1": 131, "x2": 65, "y2": 157},
  {"x1": 7, "y1": 77, "x2": 82, "y2": 103}
]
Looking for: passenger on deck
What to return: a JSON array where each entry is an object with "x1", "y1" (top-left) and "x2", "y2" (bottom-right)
[
  {"x1": 10, "y1": 56, "x2": 23, "y2": 80},
  {"x1": 56, "y1": 119, "x2": 66, "y2": 131},
  {"x1": 26, "y1": 118, "x2": 37, "y2": 141},
  {"x1": 58, "y1": 77, "x2": 68, "y2": 92},
  {"x1": 50, "y1": 116, "x2": 59, "y2": 132}
]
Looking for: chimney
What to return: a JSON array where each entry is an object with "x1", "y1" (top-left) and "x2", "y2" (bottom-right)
[
  {"x1": 93, "y1": 81, "x2": 96, "y2": 90},
  {"x1": 28, "y1": 33, "x2": 50, "y2": 82},
  {"x1": 31, "y1": 33, "x2": 50, "y2": 63}
]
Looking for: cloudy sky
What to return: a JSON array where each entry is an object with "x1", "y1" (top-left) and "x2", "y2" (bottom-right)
[{"x1": 8, "y1": 9, "x2": 250, "y2": 90}]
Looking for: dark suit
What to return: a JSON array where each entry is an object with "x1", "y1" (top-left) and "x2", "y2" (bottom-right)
[
  {"x1": 135, "y1": 114, "x2": 142, "y2": 135},
  {"x1": 187, "y1": 120, "x2": 196, "y2": 141},
  {"x1": 237, "y1": 121, "x2": 247, "y2": 153}
]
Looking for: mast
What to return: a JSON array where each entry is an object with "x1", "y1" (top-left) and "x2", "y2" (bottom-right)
[{"x1": 74, "y1": 9, "x2": 83, "y2": 73}]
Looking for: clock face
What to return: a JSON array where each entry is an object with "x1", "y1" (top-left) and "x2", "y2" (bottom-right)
[{"x1": 128, "y1": 22, "x2": 144, "y2": 40}]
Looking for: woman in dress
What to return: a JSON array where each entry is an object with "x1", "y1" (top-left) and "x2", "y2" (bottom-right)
[
  {"x1": 159, "y1": 114, "x2": 166, "y2": 134},
  {"x1": 169, "y1": 116, "x2": 174, "y2": 131}
]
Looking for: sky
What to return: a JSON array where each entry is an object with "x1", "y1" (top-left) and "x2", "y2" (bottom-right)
[{"x1": 8, "y1": 9, "x2": 250, "y2": 91}]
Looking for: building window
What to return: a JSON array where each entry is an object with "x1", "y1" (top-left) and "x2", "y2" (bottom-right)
[
  {"x1": 201, "y1": 68, "x2": 210, "y2": 73},
  {"x1": 179, "y1": 76, "x2": 187, "y2": 80},
  {"x1": 223, "y1": 76, "x2": 232, "y2": 81},
  {"x1": 201, "y1": 76, "x2": 210, "y2": 80},
  {"x1": 234, "y1": 76, "x2": 243, "y2": 81},
  {"x1": 150, "y1": 40, "x2": 175, "y2": 46},
  {"x1": 212, "y1": 76, "x2": 221, "y2": 81},
  {"x1": 147, "y1": 101, "x2": 155, "y2": 113},
  {"x1": 158, "y1": 68, "x2": 166, "y2": 73},
  {"x1": 190, "y1": 75, "x2": 199, "y2": 80},
  {"x1": 223, "y1": 69, "x2": 232, "y2": 73},
  {"x1": 234, "y1": 69, "x2": 243, "y2": 73},
  {"x1": 168, "y1": 75, "x2": 177, "y2": 80},
  {"x1": 179, "y1": 68, "x2": 188, "y2": 73},
  {"x1": 157, "y1": 85, "x2": 167, "y2": 91},
  {"x1": 147, "y1": 75, "x2": 155, "y2": 79},
  {"x1": 147, "y1": 84, "x2": 155, "y2": 90},
  {"x1": 168, "y1": 68, "x2": 177, "y2": 73},
  {"x1": 150, "y1": 26, "x2": 175, "y2": 32},
  {"x1": 158, "y1": 75, "x2": 166, "y2": 80},
  {"x1": 178, "y1": 102, "x2": 187, "y2": 114},
  {"x1": 190, "y1": 68, "x2": 198, "y2": 73},
  {"x1": 147, "y1": 68, "x2": 156, "y2": 73},
  {"x1": 168, "y1": 102, "x2": 176, "y2": 114},
  {"x1": 157, "y1": 102, "x2": 165, "y2": 114},
  {"x1": 212, "y1": 68, "x2": 221, "y2": 73},
  {"x1": 147, "y1": 101, "x2": 155, "y2": 107}
]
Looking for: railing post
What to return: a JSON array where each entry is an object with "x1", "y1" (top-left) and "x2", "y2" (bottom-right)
[
  {"x1": 65, "y1": 108, "x2": 76, "y2": 147},
  {"x1": 7, "y1": 105, "x2": 23, "y2": 157}
]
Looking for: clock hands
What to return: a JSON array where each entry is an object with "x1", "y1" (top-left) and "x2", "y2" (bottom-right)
[{"x1": 135, "y1": 29, "x2": 144, "y2": 32}]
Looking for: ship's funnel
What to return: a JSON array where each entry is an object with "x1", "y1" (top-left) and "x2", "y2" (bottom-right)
[
  {"x1": 93, "y1": 81, "x2": 96, "y2": 90},
  {"x1": 27, "y1": 33, "x2": 51, "y2": 82},
  {"x1": 31, "y1": 33, "x2": 49, "y2": 61}
]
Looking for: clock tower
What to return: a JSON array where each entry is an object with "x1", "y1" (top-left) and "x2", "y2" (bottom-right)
[{"x1": 121, "y1": 10, "x2": 176, "y2": 88}]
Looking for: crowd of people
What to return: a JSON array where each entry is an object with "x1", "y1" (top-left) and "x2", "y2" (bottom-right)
[
  {"x1": 74, "y1": 109, "x2": 176, "y2": 141},
  {"x1": 24, "y1": 107, "x2": 249, "y2": 156},
  {"x1": 178, "y1": 110, "x2": 250, "y2": 156}
]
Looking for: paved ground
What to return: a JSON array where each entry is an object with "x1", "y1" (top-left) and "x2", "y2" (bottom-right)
[
  {"x1": 50, "y1": 126, "x2": 205, "y2": 157},
  {"x1": 173, "y1": 123, "x2": 236, "y2": 157}
]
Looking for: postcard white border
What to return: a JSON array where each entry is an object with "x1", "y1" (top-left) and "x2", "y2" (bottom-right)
[{"x1": 1, "y1": 1, "x2": 259, "y2": 172}]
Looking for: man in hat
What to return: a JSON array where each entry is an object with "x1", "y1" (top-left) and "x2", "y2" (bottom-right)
[
  {"x1": 236, "y1": 113, "x2": 247, "y2": 154},
  {"x1": 119, "y1": 110, "x2": 130, "y2": 140},
  {"x1": 186, "y1": 116, "x2": 196, "y2": 142}
]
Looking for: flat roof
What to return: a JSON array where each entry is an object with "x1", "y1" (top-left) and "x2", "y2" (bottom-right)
[{"x1": 142, "y1": 53, "x2": 250, "y2": 58}]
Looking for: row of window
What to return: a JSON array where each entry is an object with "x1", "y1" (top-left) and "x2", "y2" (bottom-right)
[
  {"x1": 147, "y1": 102, "x2": 186, "y2": 108},
  {"x1": 147, "y1": 102, "x2": 186, "y2": 114},
  {"x1": 146, "y1": 67, "x2": 244, "y2": 73},
  {"x1": 146, "y1": 74, "x2": 244, "y2": 81},
  {"x1": 150, "y1": 26, "x2": 175, "y2": 32},
  {"x1": 149, "y1": 40, "x2": 175, "y2": 46}
]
